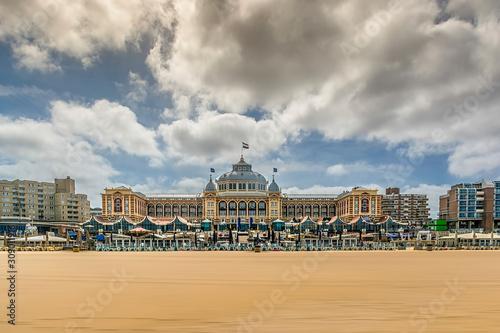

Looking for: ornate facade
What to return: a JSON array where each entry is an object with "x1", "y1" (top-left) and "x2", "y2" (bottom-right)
[{"x1": 100, "y1": 156, "x2": 384, "y2": 226}]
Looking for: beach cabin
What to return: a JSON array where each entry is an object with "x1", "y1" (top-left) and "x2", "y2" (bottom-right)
[
  {"x1": 272, "y1": 219, "x2": 285, "y2": 231},
  {"x1": 298, "y1": 216, "x2": 317, "y2": 233}
]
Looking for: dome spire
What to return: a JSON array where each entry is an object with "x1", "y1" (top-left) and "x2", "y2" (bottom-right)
[
  {"x1": 204, "y1": 174, "x2": 216, "y2": 192},
  {"x1": 269, "y1": 175, "x2": 280, "y2": 192}
]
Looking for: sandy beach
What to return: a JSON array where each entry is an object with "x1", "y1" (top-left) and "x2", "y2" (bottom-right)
[{"x1": 1, "y1": 250, "x2": 499, "y2": 333}]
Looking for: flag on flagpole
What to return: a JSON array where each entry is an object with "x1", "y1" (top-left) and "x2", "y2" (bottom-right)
[
  {"x1": 210, "y1": 168, "x2": 215, "y2": 173},
  {"x1": 273, "y1": 168, "x2": 278, "y2": 173},
  {"x1": 242, "y1": 142, "x2": 249, "y2": 149}
]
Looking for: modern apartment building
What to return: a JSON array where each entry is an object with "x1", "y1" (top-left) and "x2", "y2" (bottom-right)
[
  {"x1": 0, "y1": 176, "x2": 90, "y2": 222},
  {"x1": 438, "y1": 179, "x2": 500, "y2": 231},
  {"x1": 382, "y1": 187, "x2": 431, "y2": 226}
]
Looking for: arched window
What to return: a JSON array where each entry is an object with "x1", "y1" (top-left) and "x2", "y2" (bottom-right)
[
  {"x1": 288, "y1": 204, "x2": 295, "y2": 216},
  {"x1": 189, "y1": 204, "x2": 196, "y2": 217},
  {"x1": 197, "y1": 204, "x2": 203, "y2": 218},
  {"x1": 258, "y1": 201, "x2": 266, "y2": 216},
  {"x1": 329, "y1": 204, "x2": 336, "y2": 217},
  {"x1": 282, "y1": 203, "x2": 287, "y2": 217},
  {"x1": 219, "y1": 201, "x2": 227, "y2": 216},
  {"x1": 115, "y1": 198, "x2": 122, "y2": 213},
  {"x1": 156, "y1": 203, "x2": 163, "y2": 218},
  {"x1": 305, "y1": 204, "x2": 311, "y2": 215},
  {"x1": 147, "y1": 203, "x2": 154, "y2": 216},
  {"x1": 238, "y1": 201, "x2": 247, "y2": 216},
  {"x1": 362, "y1": 198, "x2": 369, "y2": 213},
  {"x1": 248, "y1": 201, "x2": 256, "y2": 216},
  {"x1": 173, "y1": 204, "x2": 179, "y2": 215},
  {"x1": 164, "y1": 204, "x2": 171, "y2": 217},
  {"x1": 297, "y1": 204, "x2": 303, "y2": 216},
  {"x1": 321, "y1": 204, "x2": 327, "y2": 217},
  {"x1": 181, "y1": 204, "x2": 188, "y2": 217},
  {"x1": 229, "y1": 201, "x2": 237, "y2": 216}
]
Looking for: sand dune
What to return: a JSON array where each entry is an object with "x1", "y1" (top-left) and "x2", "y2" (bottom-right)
[{"x1": 1, "y1": 251, "x2": 499, "y2": 332}]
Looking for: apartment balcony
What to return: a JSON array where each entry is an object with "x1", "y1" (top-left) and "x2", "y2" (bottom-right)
[{"x1": 477, "y1": 191, "x2": 484, "y2": 195}]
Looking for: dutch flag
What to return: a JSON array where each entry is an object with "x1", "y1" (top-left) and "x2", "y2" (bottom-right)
[{"x1": 242, "y1": 142, "x2": 249, "y2": 149}]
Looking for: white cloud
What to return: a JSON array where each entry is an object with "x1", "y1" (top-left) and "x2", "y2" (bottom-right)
[
  {"x1": 128, "y1": 176, "x2": 205, "y2": 195},
  {"x1": 12, "y1": 43, "x2": 60, "y2": 73},
  {"x1": 125, "y1": 72, "x2": 148, "y2": 104},
  {"x1": 284, "y1": 183, "x2": 383, "y2": 195},
  {"x1": 51, "y1": 99, "x2": 164, "y2": 167},
  {"x1": 146, "y1": 0, "x2": 500, "y2": 177},
  {"x1": 1, "y1": 0, "x2": 499, "y2": 200},
  {"x1": 326, "y1": 164, "x2": 348, "y2": 176},
  {"x1": 0, "y1": 98, "x2": 168, "y2": 205},
  {"x1": 0, "y1": 0, "x2": 175, "y2": 68},
  {"x1": 158, "y1": 110, "x2": 287, "y2": 165},
  {"x1": 0, "y1": 114, "x2": 118, "y2": 206}
]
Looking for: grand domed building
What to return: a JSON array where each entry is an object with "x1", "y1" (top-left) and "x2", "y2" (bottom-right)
[{"x1": 100, "y1": 156, "x2": 385, "y2": 229}]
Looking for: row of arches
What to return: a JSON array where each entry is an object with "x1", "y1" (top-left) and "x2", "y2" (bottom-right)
[
  {"x1": 147, "y1": 203, "x2": 203, "y2": 218},
  {"x1": 219, "y1": 200, "x2": 266, "y2": 216},
  {"x1": 282, "y1": 203, "x2": 335, "y2": 218}
]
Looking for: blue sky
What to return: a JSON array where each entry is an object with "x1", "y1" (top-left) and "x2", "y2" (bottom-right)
[{"x1": 1, "y1": 0, "x2": 500, "y2": 219}]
